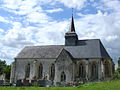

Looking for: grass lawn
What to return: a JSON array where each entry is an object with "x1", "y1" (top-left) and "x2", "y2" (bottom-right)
[{"x1": 0, "y1": 80, "x2": 120, "y2": 90}]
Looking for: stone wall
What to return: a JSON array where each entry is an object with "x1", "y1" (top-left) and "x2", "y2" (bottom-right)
[
  {"x1": 11, "y1": 58, "x2": 56, "y2": 83},
  {"x1": 10, "y1": 57, "x2": 114, "y2": 85},
  {"x1": 55, "y1": 49, "x2": 74, "y2": 84}
]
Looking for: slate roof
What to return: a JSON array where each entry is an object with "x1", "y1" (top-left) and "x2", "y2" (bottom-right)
[
  {"x1": 65, "y1": 39, "x2": 111, "y2": 59},
  {"x1": 15, "y1": 45, "x2": 64, "y2": 59},
  {"x1": 15, "y1": 39, "x2": 111, "y2": 59}
]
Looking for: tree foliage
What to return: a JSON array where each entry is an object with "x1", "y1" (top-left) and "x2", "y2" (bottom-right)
[
  {"x1": 3, "y1": 65, "x2": 11, "y2": 80},
  {"x1": 0, "y1": 60, "x2": 7, "y2": 74},
  {"x1": 0, "y1": 59, "x2": 11, "y2": 80},
  {"x1": 118, "y1": 57, "x2": 120, "y2": 67},
  {"x1": 117, "y1": 67, "x2": 120, "y2": 74}
]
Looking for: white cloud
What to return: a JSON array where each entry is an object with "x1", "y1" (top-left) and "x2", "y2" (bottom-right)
[
  {"x1": 0, "y1": 16, "x2": 9, "y2": 23},
  {"x1": 101, "y1": 0, "x2": 120, "y2": 11},
  {"x1": 0, "y1": 28, "x2": 4, "y2": 32},
  {"x1": 2, "y1": 0, "x2": 37, "y2": 10},
  {"x1": 2, "y1": 0, "x2": 88, "y2": 13},
  {"x1": 26, "y1": 12, "x2": 51, "y2": 23},
  {"x1": 56, "y1": 0, "x2": 87, "y2": 9},
  {"x1": 2, "y1": 0, "x2": 22, "y2": 9},
  {"x1": 14, "y1": 0, "x2": 41, "y2": 15},
  {"x1": 46, "y1": 8, "x2": 63, "y2": 13},
  {"x1": 2, "y1": 0, "x2": 41, "y2": 15},
  {"x1": 95, "y1": 0, "x2": 120, "y2": 13},
  {"x1": 106, "y1": 35, "x2": 119, "y2": 42},
  {"x1": 1, "y1": 22, "x2": 35, "y2": 48},
  {"x1": 1, "y1": 0, "x2": 51, "y2": 24},
  {"x1": 35, "y1": 20, "x2": 68, "y2": 45}
]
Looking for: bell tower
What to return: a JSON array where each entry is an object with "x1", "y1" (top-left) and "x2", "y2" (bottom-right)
[{"x1": 65, "y1": 15, "x2": 78, "y2": 46}]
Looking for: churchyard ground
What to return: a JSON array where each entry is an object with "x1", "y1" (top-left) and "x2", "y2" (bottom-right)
[{"x1": 0, "y1": 79, "x2": 120, "y2": 90}]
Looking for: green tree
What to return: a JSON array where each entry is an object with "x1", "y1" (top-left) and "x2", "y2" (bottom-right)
[
  {"x1": 0, "y1": 60, "x2": 7, "y2": 74},
  {"x1": 117, "y1": 67, "x2": 120, "y2": 74},
  {"x1": 3, "y1": 65, "x2": 11, "y2": 80},
  {"x1": 118, "y1": 57, "x2": 120, "y2": 67},
  {"x1": 0, "y1": 59, "x2": 11, "y2": 80}
]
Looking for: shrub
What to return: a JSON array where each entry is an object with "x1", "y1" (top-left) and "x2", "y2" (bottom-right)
[
  {"x1": 117, "y1": 67, "x2": 120, "y2": 74},
  {"x1": 111, "y1": 72, "x2": 120, "y2": 80}
]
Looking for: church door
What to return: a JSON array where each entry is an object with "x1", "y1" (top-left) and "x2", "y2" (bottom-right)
[{"x1": 61, "y1": 71, "x2": 66, "y2": 82}]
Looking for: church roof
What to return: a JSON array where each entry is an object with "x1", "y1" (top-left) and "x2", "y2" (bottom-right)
[
  {"x1": 15, "y1": 39, "x2": 111, "y2": 59},
  {"x1": 15, "y1": 45, "x2": 64, "y2": 59},
  {"x1": 65, "y1": 39, "x2": 111, "y2": 59}
]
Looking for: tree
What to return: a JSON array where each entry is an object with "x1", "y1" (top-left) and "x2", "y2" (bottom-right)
[
  {"x1": 3, "y1": 65, "x2": 11, "y2": 80},
  {"x1": 0, "y1": 60, "x2": 7, "y2": 74},
  {"x1": 0, "y1": 59, "x2": 11, "y2": 80},
  {"x1": 117, "y1": 67, "x2": 120, "y2": 74},
  {"x1": 118, "y1": 57, "x2": 120, "y2": 67}
]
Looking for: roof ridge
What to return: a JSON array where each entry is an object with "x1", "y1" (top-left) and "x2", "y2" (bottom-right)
[
  {"x1": 78, "y1": 39, "x2": 100, "y2": 41},
  {"x1": 98, "y1": 40, "x2": 111, "y2": 59},
  {"x1": 25, "y1": 45, "x2": 64, "y2": 47}
]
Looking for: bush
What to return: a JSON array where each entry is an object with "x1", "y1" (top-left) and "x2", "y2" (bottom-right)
[
  {"x1": 117, "y1": 67, "x2": 120, "y2": 74},
  {"x1": 111, "y1": 72, "x2": 120, "y2": 80},
  {"x1": 31, "y1": 82, "x2": 39, "y2": 86}
]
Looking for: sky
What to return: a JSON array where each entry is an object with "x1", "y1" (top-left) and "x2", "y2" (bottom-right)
[{"x1": 0, "y1": 0, "x2": 120, "y2": 66}]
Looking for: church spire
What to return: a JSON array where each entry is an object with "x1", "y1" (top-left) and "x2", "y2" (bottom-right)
[
  {"x1": 65, "y1": 9, "x2": 78, "y2": 46},
  {"x1": 68, "y1": 8, "x2": 76, "y2": 33},
  {"x1": 69, "y1": 15, "x2": 75, "y2": 32}
]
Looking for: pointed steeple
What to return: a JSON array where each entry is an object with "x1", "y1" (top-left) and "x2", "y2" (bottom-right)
[
  {"x1": 65, "y1": 13, "x2": 78, "y2": 46},
  {"x1": 68, "y1": 15, "x2": 75, "y2": 32}
]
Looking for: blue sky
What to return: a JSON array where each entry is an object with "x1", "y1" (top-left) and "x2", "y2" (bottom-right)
[{"x1": 0, "y1": 0, "x2": 120, "y2": 67}]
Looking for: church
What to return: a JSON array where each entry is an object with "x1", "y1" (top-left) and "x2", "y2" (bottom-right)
[{"x1": 10, "y1": 16, "x2": 114, "y2": 86}]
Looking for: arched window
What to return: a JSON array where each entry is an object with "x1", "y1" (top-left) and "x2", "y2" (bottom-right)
[
  {"x1": 61, "y1": 71, "x2": 66, "y2": 82},
  {"x1": 79, "y1": 63, "x2": 84, "y2": 78},
  {"x1": 91, "y1": 63, "x2": 98, "y2": 80},
  {"x1": 104, "y1": 61, "x2": 110, "y2": 77},
  {"x1": 25, "y1": 63, "x2": 30, "y2": 78},
  {"x1": 38, "y1": 63, "x2": 43, "y2": 79},
  {"x1": 50, "y1": 64, "x2": 55, "y2": 81}
]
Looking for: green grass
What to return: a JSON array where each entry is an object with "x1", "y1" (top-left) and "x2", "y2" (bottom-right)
[{"x1": 0, "y1": 80, "x2": 120, "y2": 90}]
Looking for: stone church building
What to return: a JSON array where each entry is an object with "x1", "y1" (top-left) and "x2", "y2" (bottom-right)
[{"x1": 10, "y1": 16, "x2": 114, "y2": 85}]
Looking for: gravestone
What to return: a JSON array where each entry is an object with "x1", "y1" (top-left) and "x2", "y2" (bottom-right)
[
  {"x1": 16, "y1": 80, "x2": 22, "y2": 86},
  {"x1": 0, "y1": 80, "x2": 4, "y2": 86},
  {"x1": 22, "y1": 80, "x2": 30, "y2": 86}
]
